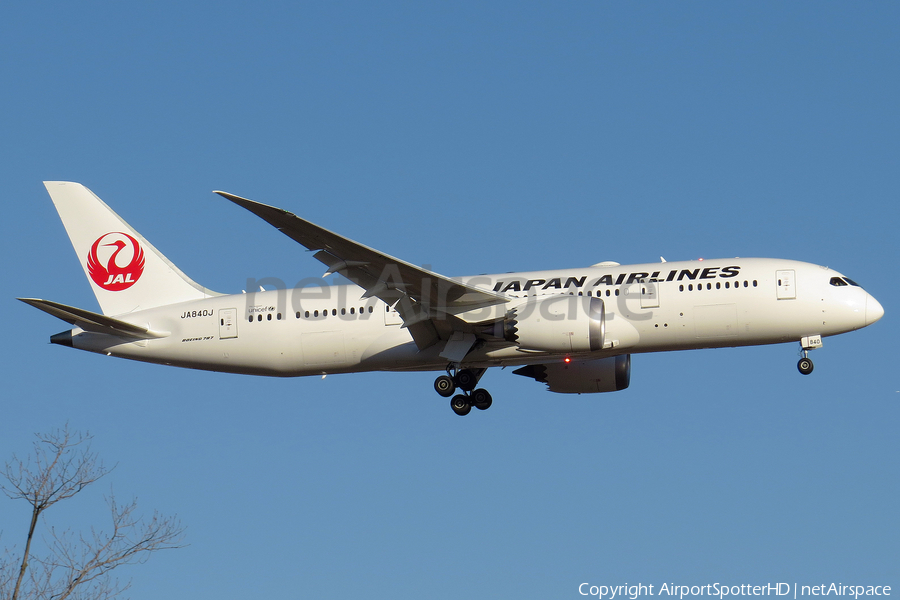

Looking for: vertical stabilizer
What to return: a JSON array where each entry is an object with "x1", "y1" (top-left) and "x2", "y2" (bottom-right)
[{"x1": 43, "y1": 182, "x2": 219, "y2": 316}]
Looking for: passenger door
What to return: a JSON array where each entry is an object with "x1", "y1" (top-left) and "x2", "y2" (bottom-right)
[
  {"x1": 219, "y1": 308, "x2": 238, "y2": 339},
  {"x1": 775, "y1": 270, "x2": 796, "y2": 300}
]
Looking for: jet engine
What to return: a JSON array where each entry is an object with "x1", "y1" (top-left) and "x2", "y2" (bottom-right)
[
  {"x1": 513, "y1": 355, "x2": 631, "y2": 394},
  {"x1": 504, "y1": 296, "x2": 604, "y2": 353}
]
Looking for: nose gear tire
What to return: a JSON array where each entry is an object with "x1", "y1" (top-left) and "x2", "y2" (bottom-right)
[{"x1": 797, "y1": 357, "x2": 814, "y2": 375}]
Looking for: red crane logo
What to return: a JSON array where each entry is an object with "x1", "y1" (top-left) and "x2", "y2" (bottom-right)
[{"x1": 87, "y1": 232, "x2": 145, "y2": 291}]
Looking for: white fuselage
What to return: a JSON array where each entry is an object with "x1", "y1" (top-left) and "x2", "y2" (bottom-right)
[{"x1": 65, "y1": 258, "x2": 881, "y2": 377}]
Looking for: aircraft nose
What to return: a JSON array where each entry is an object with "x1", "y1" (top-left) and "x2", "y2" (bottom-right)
[{"x1": 866, "y1": 294, "x2": 884, "y2": 326}]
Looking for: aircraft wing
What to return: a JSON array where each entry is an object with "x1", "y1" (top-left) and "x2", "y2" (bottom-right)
[
  {"x1": 18, "y1": 298, "x2": 168, "y2": 339},
  {"x1": 215, "y1": 191, "x2": 510, "y2": 350}
]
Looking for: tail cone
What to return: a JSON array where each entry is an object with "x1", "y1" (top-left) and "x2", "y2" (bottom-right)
[{"x1": 50, "y1": 330, "x2": 73, "y2": 347}]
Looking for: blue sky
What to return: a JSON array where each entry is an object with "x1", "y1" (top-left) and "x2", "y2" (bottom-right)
[{"x1": 2, "y1": 2, "x2": 897, "y2": 598}]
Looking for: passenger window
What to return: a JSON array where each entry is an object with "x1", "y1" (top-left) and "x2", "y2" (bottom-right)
[
  {"x1": 257, "y1": 315, "x2": 262, "y2": 322},
  {"x1": 716, "y1": 282, "x2": 721, "y2": 289},
  {"x1": 368, "y1": 306, "x2": 373, "y2": 313},
  {"x1": 305, "y1": 311, "x2": 310, "y2": 318},
  {"x1": 679, "y1": 285, "x2": 684, "y2": 292},
  {"x1": 277, "y1": 313, "x2": 282, "y2": 320},
  {"x1": 267, "y1": 314, "x2": 272, "y2": 321},
  {"x1": 248, "y1": 316, "x2": 253, "y2": 323},
  {"x1": 350, "y1": 307, "x2": 355, "y2": 314}
]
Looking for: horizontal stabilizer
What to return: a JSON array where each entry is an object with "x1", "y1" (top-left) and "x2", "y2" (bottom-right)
[{"x1": 17, "y1": 298, "x2": 168, "y2": 339}]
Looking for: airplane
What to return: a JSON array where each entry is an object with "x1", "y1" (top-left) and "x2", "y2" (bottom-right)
[{"x1": 20, "y1": 182, "x2": 884, "y2": 415}]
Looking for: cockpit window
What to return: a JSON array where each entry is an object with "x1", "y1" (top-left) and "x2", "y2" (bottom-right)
[{"x1": 830, "y1": 276, "x2": 863, "y2": 288}]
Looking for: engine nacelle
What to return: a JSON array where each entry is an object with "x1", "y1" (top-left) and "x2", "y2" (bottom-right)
[
  {"x1": 505, "y1": 296, "x2": 604, "y2": 353},
  {"x1": 513, "y1": 355, "x2": 631, "y2": 394}
]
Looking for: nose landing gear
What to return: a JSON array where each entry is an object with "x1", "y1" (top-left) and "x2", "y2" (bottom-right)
[
  {"x1": 435, "y1": 366, "x2": 492, "y2": 415},
  {"x1": 797, "y1": 335, "x2": 822, "y2": 375}
]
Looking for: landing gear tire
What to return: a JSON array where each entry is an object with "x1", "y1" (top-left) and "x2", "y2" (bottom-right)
[
  {"x1": 798, "y1": 357, "x2": 814, "y2": 375},
  {"x1": 472, "y1": 388, "x2": 493, "y2": 411},
  {"x1": 450, "y1": 395, "x2": 471, "y2": 416},
  {"x1": 434, "y1": 375, "x2": 456, "y2": 397},
  {"x1": 455, "y1": 369, "x2": 477, "y2": 392}
]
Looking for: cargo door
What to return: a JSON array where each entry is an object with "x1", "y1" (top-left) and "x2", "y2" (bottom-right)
[{"x1": 301, "y1": 331, "x2": 346, "y2": 366}]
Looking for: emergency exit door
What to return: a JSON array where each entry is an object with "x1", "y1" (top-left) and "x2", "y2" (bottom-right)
[{"x1": 640, "y1": 281, "x2": 659, "y2": 309}]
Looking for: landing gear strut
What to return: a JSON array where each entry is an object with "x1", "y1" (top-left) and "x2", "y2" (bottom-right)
[{"x1": 434, "y1": 366, "x2": 492, "y2": 415}]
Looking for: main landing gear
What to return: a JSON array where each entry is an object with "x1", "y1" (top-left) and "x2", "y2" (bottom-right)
[{"x1": 434, "y1": 367, "x2": 492, "y2": 416}]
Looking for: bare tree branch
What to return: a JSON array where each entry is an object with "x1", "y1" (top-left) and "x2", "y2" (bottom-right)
[
  {"x1": 41, "y1": 495, "x2": 184, "y2": 600},
  {"x1": 0, "y1": 425, "x2": 185, "y2": 600},
  {"x1": 1, "y1": 538, "x2": 18, "y2": 600},
  {"x1": 1, "y1": 425, "x2": 109, "y2": 510},
  {"x1": 0, "y1": 425, "x2": 109, "y2": 600}
]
